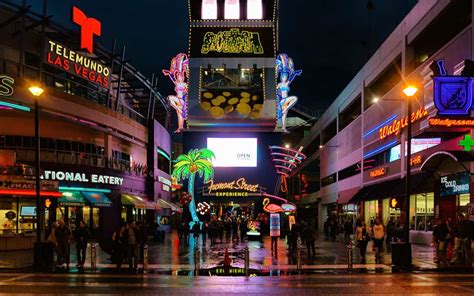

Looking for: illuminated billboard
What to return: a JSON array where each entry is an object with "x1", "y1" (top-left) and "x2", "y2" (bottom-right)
[
  {"x1": 207, "y1": 138, "x2": 257, "y2": 167},
  {"x1": 389, "y1": 138, "x2": 441, "y2": 162}
]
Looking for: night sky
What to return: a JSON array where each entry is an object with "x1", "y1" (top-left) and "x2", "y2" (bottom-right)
[{"x1": 23, "y1": 0, "x2": 416, "y2": 111}]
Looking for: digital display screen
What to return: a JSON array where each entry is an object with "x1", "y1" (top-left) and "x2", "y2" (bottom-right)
[
  {"x1": 20, "y1": 206, "x2": 36, "y2": 217},
  {"x1": 389, "y1": 138, "x2": 441, "y2": 162},
  {"x1": 207, "y1": 138, "x2": 257, "y2": 167}
]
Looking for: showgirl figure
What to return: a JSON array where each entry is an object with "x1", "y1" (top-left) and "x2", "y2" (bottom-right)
[
  {"x1": 163, "y1": 53, "x2": 189, "y2": 133},
  {"x1": 276, "y1": 53, "x2": 302, "y2": 132}
]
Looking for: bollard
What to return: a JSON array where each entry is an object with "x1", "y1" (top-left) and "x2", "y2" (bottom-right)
[
  {"x1": 194, "y1": 246, "x2": 200, "y2": 276},
  {"x1": 91, "y1": 243, "x2": 97, "y2": 271},
  {"x1": 244, "y1": 247, "x2": 250, "y2": 277},
  {"x1": 143, "y1": 244, "x2": 148, "y2": 274},
  {"x1": 296, "y1": 238, "x2": 302, "y2": 272},
  {"x1": 347, "y1": 241, "x2": 353, "y2": 271}
]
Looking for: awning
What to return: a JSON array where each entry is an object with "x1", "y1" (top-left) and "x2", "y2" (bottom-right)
[
  {"x1": 58, "y1": 191, "x2": 87, "y2": 206},
  {"x1": 121, "y1": 194, "x2": 155, "y2": 210},
  {"x1": 337, "y1": 187, "x2": 361, "y2": 204},
  {"x1": 82, "y1": 192, "x2": 112, "y2": 207},
  {"x1": 348, "y1": 172, "x2": 434, "y2": 204},
  {"x1": 157, "y1": 199, "x2": 182, "y2": 212}
]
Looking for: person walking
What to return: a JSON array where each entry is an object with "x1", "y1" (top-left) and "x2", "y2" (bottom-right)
[
  {"x1": 452, "y1": 213, "x2": 470, "y2": 265},
  {"x1": 239, "y1": 219, "x2": 248, "y2": 242},
  {"x1": 47, "y1": 221, "x2": 58, "y2": 268},
  {"x1": 55, "y1": 218, "x2": 72, "y2": 270},
  {"x1": 112, "y1": 223, "x2": 126, "y2": 270},
  {"x1": 287, "y1": 223, "x2": 299, "y2": 255},
  {"x1": 344, "y1": 219, "x2": 352, "y2": 242},
  {"x1": 74, "y1": 221, "x2": 90, "y2": 268},
  {"x1": 355, "y1": 221, "x2": 370, "y2": 263},
  {"x1": 302, "y1": 223, "x2": 316, "y2": 259},
  {"x1": 202, "y1": 222, "x2": 208, "y2": 245},
  {"x1": 372, "y1": 218, "x2": 385, "y2": 262},
  {"x1": 385, "y1": 217, "x2": 396, "y2": 252},
  {"x1": 137, "y1": 221, "x2": 148, "y2": 266},
  {"x1": 124, "y1": 221, "x2": 139, "y2": 272},
  {"x1": 433, "y1": 218, "x2": 449, "y2": 267}
]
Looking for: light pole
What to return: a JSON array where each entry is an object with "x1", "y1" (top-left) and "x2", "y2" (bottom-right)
[
  {"x1": 28, "y1": 85, "x2": 44, "y2": 243},
  {"x1": 402, "y1": 85, "x2": 418, "y2": 267}
]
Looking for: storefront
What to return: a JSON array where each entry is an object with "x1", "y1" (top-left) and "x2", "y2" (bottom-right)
[{"x1": 121, "y1": 194, "x2": 156, "y2": 223}]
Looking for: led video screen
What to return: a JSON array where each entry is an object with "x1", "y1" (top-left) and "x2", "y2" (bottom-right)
[{"x1": 207, "y1": 138, "x2": 257, "y2": 167}]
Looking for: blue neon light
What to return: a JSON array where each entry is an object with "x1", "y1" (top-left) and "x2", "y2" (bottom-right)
[
  {"x1": 59, "y1": 186, "x2": 111, "y2": 193},
  {"x1": 0, "y1": 100, "x2": 30, "y2": 112},
  {"x1": 363, "y1": 114, "x2": 398, "y2": 138},
  {"x1": 363, "y1": 140, "x2": 398, "y2": 159},
  {"x1": 433, "y1": 76, "x2": 472, "y2": 116}
]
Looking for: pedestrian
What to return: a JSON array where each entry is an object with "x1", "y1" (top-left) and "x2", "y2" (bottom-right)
[
  {"x1": 74, "y1": 221, "x2": 90, "y2": 268},
  {"x1": 355, "y1": 220, "x2": 370, "y2": 263},
  {"x1": 287, "y1": 223, "x2": 298, "y2": 255},
  {"x1": 124, "y1": 221, "x2": 139, "y2": 272},
  {"x1": 55, "y1": 218, "x2": 72, "y2": 270},
  {"x1": 432, "y1": 218, "x2": 448, "y2": 268},
  {"x1": 344, "y1": 219, "x2": 352, "y2": 241},
  {"x1": 372, "y1": 218, "x2": 385, "y2": 261},
  {"x1": 239, "y1": 219, "x2": 248, "y2": 242},
  {"x1": 47, "y1": 221, "x2": 58, "y2": 266},
  {"x1": 232, "y1": 219, "x2": 239, "y2": 242},
  {"x1": 330, "y1": 219, "x2": 338, "y2": 242},
  {"x1": 137, "y1": 221, "x2": 148, "y2": 265},
  {"x1": 452, "y1": 213, "x2": 470, "y2": 265},
  {"x1": 202, "y1": 222, "x2": 208, "y2": 245},
  {"x1": 225, "y1": 218, "x2": 232, "y2": 241},
  {"x1": 302, "y1": 222, "x2": 316, "y2": 259},
  {"x1": 112, "y1": 223, "x2": 126, "y2": 270},
  {"x1": 192, "y1": 222, "x2": 200, "y2": 241},
  {"x1": 386, "y1": 217, "x2": 396, "y2": 252}
]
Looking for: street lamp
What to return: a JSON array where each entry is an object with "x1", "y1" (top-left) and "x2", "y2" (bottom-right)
[
  {"x1": 402, "y1": 84, "x2": 418, "y2": 268},
  {"x1": 28, "y1": 84, "x2": 44, "y2": 244}
]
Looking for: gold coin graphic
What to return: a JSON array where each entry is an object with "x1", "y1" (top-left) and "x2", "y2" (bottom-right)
[
  {"x1": 252, "y1": 95, "x2": 259, "y2": 101},
  {"x1": 200, "y1": 102, "x2": 211, "y2": 110},
  {"x1": 216, "y1": 95, "x2": 226, "y2": 103},
  {"x1": 203, "y1": 92, "x2": 213, "y2": 99},
  {"x1": 210, "y1": 107, "x2": 224, "y2": 119},
  {"x1": 240, "y1": 97, "x2": 250, "y2": 104},
  {"x1": 253, "y1": 104, "x2": 263, "y2": 111},
  {"x1": 222, "y1": 92, "x2": 231, "y2": 97},
  {"x1": 241, "y1": 92, "x2": 250, "y2": 98},
  {"x1": 224, "y1": 105, "x2": 234, "y2": 113},
  {"x1": 228, "y1": 97, "x2": 239, "y2": 105},
  {"x1": 236, "y1": 103, "x2": 251, "y2": 116},
  {"x1": 211, "y1": 98, "x2": 222, "y2": 106}
]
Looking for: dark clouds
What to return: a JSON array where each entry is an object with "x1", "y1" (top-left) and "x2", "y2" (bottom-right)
[{"x1": 21, "y1": 0, "x2": 416, "y2": 110}]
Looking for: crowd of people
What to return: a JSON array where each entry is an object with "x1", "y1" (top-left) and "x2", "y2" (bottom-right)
[{"x1": 111, "y1": 221, "x2": 149, "y2": 272}]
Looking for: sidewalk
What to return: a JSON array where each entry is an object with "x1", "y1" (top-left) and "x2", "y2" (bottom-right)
[{"x1": 0, "y1": 231, "x2": 445, "y2": 273}]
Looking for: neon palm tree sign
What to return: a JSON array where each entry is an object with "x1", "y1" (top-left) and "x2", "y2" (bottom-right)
[{"x1": 172, "y1": 148, "x2": 215, "y2": 222}]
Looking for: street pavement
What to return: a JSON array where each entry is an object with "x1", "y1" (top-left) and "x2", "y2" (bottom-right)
[
  {"x1": 0, "y1": 231, "x2": 441, "y2": 273},
  {"x1": 0, "y1": 272, "x2": 473, "y2": 294}
]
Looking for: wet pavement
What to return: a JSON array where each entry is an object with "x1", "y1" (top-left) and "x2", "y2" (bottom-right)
[
  {"x1": 0, "y1": 272, "x2": 473, "y2": 294},
  {"x1": 0, "y1": 231, "x2": 444, "y2": 273}
]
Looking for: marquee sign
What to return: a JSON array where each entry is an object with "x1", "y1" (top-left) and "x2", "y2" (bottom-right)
[
  {"x1": 204, "y1": 177, "x2": 260, "y2": 197},
  {"x1": 440, "y1": 171, "x2": 470, "y2": 197},
  {"x1": 45, "y1": 40, "x2": 110, "y2": 88},
  {"x1": 189, "y1": 26, "x2": 275, "y2": 57},
  {"x1": 379, "y1": 107, "x2": 428, "y2": 140},
  {"x1": 0, "y1": 75, "x2": 14, "y2": 97},
  {"x1": 41, "y1": 170, "x2": 123, "y2": 186},
  {"x1": 188, "y1": 0, "x2": 277, "y2": 21}
]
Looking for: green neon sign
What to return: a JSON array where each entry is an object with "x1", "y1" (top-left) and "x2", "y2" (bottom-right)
[
  {"x1": 459, "y1": 134, "x2": 474, "y2": 151},
  {"x1": 201, "y1": 28, "x2": 264, "y2": 55}
]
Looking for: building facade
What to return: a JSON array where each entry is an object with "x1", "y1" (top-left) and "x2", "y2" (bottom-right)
[
  {"x1": 0, "y1": 2, "x2": 173, "y2": 250},
  {"x1": 295, "y1": 0, "x2": 474, "y2": 244}
]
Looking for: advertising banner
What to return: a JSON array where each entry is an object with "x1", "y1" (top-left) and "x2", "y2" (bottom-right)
[{"x1": 440, "y1": 172, "x2": 470, "y2": 197}]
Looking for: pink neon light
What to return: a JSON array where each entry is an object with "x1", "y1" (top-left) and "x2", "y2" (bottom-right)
[
  {"x1": 0, "y1": 106, "x2": 13, "y2": 110},
  {"x1": 79, "y1": 119, "x2": 98, "y2": 126},
  {"x1": 262, "y1": 193, "x2": 288, "y2": 203},
  {"x1": 202, "y1": 0, "x2": 217, "y2": 19}
]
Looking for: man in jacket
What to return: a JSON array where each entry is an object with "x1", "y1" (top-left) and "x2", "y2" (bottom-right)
[
  {"x1": 75, "y1": 221, "x2": 90, "y2": 268},
  {"x1": 55, "y1": 218, "x2": 72, "y2": 269},
  {"x1": 124, "y1": 221, "x2": 139, "y2": 272}
]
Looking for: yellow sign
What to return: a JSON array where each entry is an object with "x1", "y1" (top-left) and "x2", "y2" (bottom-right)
[
  {"x1": 201, "y1": 29, "x2": 264, "y2": 55},
  {"x1": 206, "y1": 178, "x2": 259, "y2": 195},
  {"x1": 390, "y1": 197, "x2": 399, "y2": 209}
]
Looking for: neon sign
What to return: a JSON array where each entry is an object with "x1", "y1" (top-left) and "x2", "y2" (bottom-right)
[
  {"x1": 0, "y1": 75, "x2": 14, "y2": 97},
  {"x1": 459, "y1": 134, "x2": 474, "y2": 151},
  {"x1": 433, "y1": 76, "x2": 472, "y2": 116},
  {"x1": 41, "y1": 170, "x2": 123, "y2": 186},
  {"x1": 206, "y1": 178, "x2": 259, "y2": 197},
  {"x1": 369, "y1": 167, "x2": 386, "y2": 178},
  {"x1": 72, "y1": 6, "x2": 101, "y2": 54},
  {"x1": 410, "y1": 155, "x2": 423, "y2": 166},
  {"x1": 428, "y1": 118, "x2": 474, "y2": 127},
  {"x1": 379, "y1": 107, "x2": 428, "y2": 140},
  {"x1": 201, "y1": 28, "x2": 264, "y2": 55},
  {"x1": 46, "y1": 40, "x2": 110, "y2": 88}
]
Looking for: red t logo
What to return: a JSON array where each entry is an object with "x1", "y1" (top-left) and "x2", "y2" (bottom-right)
[{"x1": 72, "y1": 6, "x2": 101, "y2": 54}]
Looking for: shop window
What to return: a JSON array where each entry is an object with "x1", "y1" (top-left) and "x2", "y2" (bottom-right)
[
  {"x1": 364, "y1": 200, "x2": 379, "y2": 226},
  {"x1": 321, "y1": 173, "x2": 336, "y2": 188},
  {"x1": 458, "y1": 193, "x2": 470, "y2": 217},
  {"x1": 338, "y1": 95, "x2": 361, "y2": 131},
  {"x1": 338, "y1": 162, "x2": 361, "y2": 181},
  {"x1": 409, "y1": 192, "x2": 434, "y2": 231}
]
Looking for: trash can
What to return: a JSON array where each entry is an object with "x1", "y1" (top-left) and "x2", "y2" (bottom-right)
[
  {"x1": 34, "y1": 242, "x2": 54, "y2": 272},
  {"x1": 391, "y1": 242, "x2": 412, "y2": 271}
]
